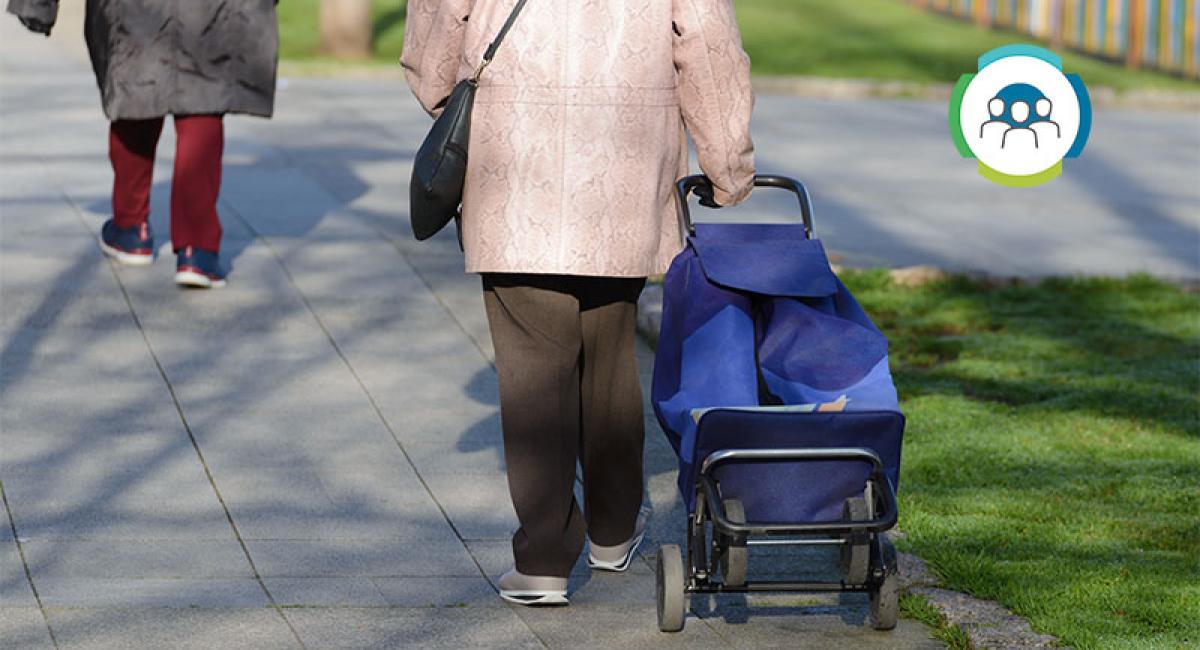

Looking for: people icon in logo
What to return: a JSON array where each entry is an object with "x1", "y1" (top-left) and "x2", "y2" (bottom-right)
[{"x1": 978, "y1": 83, "x2": 1061, "y2": 149}]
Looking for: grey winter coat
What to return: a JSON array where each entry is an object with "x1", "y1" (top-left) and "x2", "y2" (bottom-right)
[{"x1": 6, "y1": 0, "x2": 279, "y2": 120}]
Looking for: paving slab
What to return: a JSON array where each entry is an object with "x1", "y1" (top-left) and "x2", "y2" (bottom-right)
[
  {"x1": 329, "y1": 314, "x2": 482, "y2": 355},
  {"x1": 0, "y1": 326, "x2": 162, "y2": 388},
  {"x1": 187, "y1": 423, "x2": 409, "y2": 473},
  {"x1": 263, "y1": 577, "x2": 389, "y2": 607},
  {"x1": 0, "y1": 202, "x2": 91, "y2": 239},
  {"x1": 397, "y1": 254, "x2": 497, "y2": 361},
  {"x1": 0, "y1": 424, "x2": 186, "y2": 465},
  {"x1": 5, "y1": 500, "x2": 237, "y2": 542},
  {"x1": 0, "y1": 378, "x2": 182, "y2": 435},
  {"x1": 21, "y1": 540, "x2": 251, "y2": 579},
  {"x1": 171, "y1": 371, "x2": 380, "y2": 421},
  {"x1": 0, "y1": 163, "x2": 70, "y2": 197},
  {"x1": 373, "y1": 400, "x2": 503, "y2": 447},
  {"x1": 194, "y1": 438, "x2": 410, "y2": 479},
  {"x1": 0, "y1": 240, "x2": 121, "y2": 296},
  {"x1": 372, "y1": 576, "x2": 499, "y2": 608},
  {"x1": 2, "y1": 426, "x2": 236, "y2": 542},
  {"x1": 221, "y1": 496, "x2": 445, "y2": 544},
  {"x1": 44, "y1": 608, "x2": 300, "y2": 650},
  {"x1": 421, "y1": 473, "x2": 517, "y2": 541},
  {"x1": 0, "y1": 289, "x2": 137, "y2": 331},
  {"x1": 248, "y1": 216, "x2": 384, "y2": 248},
  {"x1": 0, "y1": 607, "x2": 54, "y2": 649},
  {"x1": 0, "y1": 542, "x2": 36, "y2": 606},
  {"x1": 176, "y1": 401, "x2": 399, "y2": 464},
  {"x1": 216, "y1": 470, "x2": 450, "y2": 541},
  {"x1": 399, "y1": 439, "x2": 509, "y2": 476},
  {"x1": 514, "y1": 603, "x2": 731, "y2": 649},
  {"x1": 333, "y1": 337, "x2": 493, "y2": 377},
  {"x1": 219, "y1": 165, "x2": 362, "y2": 238},
  {"x1": 696, "y1": 608, "x2": 943, "y2": 649},
  {"x1": 1, "y1": 435, "x2": 234, "y2": 543},
  {"x1": 129, "y1": 289, "x2": 321, "y2": 334},
  {"x1": 282, "y1": 607, "x2": 542, "y2": 650},
  {"x1": 0, "y1": 448, "x2": 224, "y2": 508},
  {"x1": 304, "y1": 295, "x2": 454, "y2": 340},
  {"x1": 143, "y1": 327, "x2": 338, "y2": 370},
  {"x1": 558, "y1": 564, "x2": 659, "y2": 607},
  {"x1": 245, "y1": 539, "x2": 479, "y2": 578},
  {"x1": 380, "y1": 413, "x2": 503, "y2": 451},
  {"x1": 157, "y1": 352, "x2": 356, "y2": 391},
  {"x1": 33, "y1": 578, "x2": 269, "y2": 608},
  {"x1": 275, "y1": 239, "x2": 433, "y2": 299},
  {"x1": 213, "y1": 464, "x2": 436, "y2": 511}
]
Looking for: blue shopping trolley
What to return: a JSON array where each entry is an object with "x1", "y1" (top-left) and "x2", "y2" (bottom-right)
[{"x1": 651, "y1": 175, "x2": 905, "y2": 632}]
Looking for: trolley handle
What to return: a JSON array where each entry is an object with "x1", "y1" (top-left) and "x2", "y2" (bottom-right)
[
  {"x1": 699, "y1": 448, "x2": 898, "y2": 536},
  {"x1": 676, "y1": 174, "x2": 816, "y2": 239}
]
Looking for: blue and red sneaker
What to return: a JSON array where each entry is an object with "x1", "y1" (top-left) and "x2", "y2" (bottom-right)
[
  {"x1": 99, "y1": 219, "x2": 155, "y2": 266},
  {"x1": 174, "y1": 246, "x2": 227, "y2": 289}
]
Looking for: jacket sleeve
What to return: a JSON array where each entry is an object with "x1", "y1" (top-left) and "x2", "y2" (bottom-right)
[
  {"x1": 6, "y1": 0, "x2": 59, "y2": 28},
  {"x1": 672, "y1": 0, "x2": 755, "y2": 207},
  {"x1": 400, "y1": 0, "x2": 471, "y2": 118}
]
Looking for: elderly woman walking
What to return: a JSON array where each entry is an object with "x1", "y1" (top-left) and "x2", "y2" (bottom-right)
[
  {"x1": 402, "y1": 0, "x2": 754, "y2": 604},
  {"x1": 7, "y1": 0, "x2": 278, "y2": 288}
]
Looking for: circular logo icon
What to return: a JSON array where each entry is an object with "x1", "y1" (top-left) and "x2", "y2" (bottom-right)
[{"x1": 950, "y1": 44, "x2": 1092, "y2": 187}]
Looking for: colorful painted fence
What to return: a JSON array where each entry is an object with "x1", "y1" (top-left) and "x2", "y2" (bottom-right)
[{"x1": 909, "y1": 0, "x2": 1199, "y2": 79}]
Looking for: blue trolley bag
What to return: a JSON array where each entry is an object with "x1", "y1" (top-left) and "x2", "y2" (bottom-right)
[{"x1": 651, "y1": 178, "x2": 904, "y2": 525}]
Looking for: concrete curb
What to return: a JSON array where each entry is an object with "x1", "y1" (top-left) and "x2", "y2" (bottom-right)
[
  {"x1": 751, "y1": 74, "x2": 1200, "y2": 112},
  {"x1": 274, "y1": 59, "x2": 1200, "y2": 112},
  {"x1": 897, "y1": 552, "x2": 1063, "y2": 649},
  {"x1": 635, "y1": 281, "x2": 1067, "y2": 650},
  {"x1": 915, "y1": 587, "x2": 1062, "y2": 649}
]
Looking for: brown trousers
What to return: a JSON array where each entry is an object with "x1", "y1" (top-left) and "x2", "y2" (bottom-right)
[{"x1": 482, "y1": 273, "x2": 646, "y2": 578}]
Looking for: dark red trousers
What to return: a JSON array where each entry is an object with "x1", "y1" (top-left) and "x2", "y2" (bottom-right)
[{"x1": 109, "y1": 115, "x2": 224, "y2": 253}]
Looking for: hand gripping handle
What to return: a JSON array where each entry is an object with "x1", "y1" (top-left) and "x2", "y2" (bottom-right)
[{"x1": 675, "y1": 175, "x2": 816, "y2": 239}]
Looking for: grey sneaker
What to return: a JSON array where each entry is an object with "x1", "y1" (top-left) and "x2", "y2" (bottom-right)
[
  {"x1": 587, "y1": 506, "x2": 650, "y2": 572},
  {"x1": 498, "y1": 569, "x2": 569, "y2": 606}
]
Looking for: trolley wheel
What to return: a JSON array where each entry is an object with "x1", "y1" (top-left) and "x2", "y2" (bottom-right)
[
  {"x1": 840, "y1": 496, "x2": 870, "y2": 585},
  {"x1": 656, "y1": 544, "x2": 687, "y2": 632},
  {"x1": 718, "y1": 498, "x2": 748, "y2": 588},
  {"x1": 869, "y1": 538, "x2": 899, "y2": 630}
]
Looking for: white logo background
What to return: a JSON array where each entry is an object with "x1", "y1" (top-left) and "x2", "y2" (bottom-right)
[{"x1": 961, "y1": 56, "x2": 1081, "y2": 177}]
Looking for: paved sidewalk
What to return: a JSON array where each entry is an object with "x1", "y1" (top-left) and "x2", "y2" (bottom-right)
[
  {"x1": 4, "y1": 11, "x2": 1197, "y2": 648},
  {"x1": 0, "y1": 20, "x2": 952, "y2": 650}
]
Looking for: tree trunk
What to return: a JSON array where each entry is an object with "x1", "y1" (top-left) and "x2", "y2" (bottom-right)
[{"x1": 320, "y1": 0, "x2": 373, "y2": 59}]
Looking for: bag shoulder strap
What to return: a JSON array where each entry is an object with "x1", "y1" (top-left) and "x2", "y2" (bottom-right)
[{"x1": 471, "y1": 0, "x2": 529, "y2": 81}]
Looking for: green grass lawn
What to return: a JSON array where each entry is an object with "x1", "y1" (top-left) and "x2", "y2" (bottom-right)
[
  {"x1": 834, "y1": 272, "x2": 1199, "y2": 649},
  {"x1": 735, "y1": 0, "x2": 1198, "y2": 92},
  {"x1": 277, "y1": 0, "x2": 1198, "y2": 92}
]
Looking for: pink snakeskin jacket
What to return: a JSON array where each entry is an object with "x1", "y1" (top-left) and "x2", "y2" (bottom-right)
[{"x1": 401, "y1": 0, "x2": 755, "y2": 276}]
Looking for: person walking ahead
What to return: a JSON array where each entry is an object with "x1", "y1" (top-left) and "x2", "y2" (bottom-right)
[
  {"x1": 7, "y1": 0, "x2": 279, "y2": 288},
  {"x1": 403, "y1": 0, "x2": 755, "y2": 605}
]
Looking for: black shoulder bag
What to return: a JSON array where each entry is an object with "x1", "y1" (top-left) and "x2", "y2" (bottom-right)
[{"x1": 409, "y1": 0, "x2": 529, "y2": 241}]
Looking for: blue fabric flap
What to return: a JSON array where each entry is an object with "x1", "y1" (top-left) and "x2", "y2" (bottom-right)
[{"x1": 690, "y1": 224, "x2": 837, "y2": 298}]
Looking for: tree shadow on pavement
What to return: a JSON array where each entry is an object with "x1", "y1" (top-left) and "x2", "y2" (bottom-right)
[{"x1": 0, "y1": 131, "x2": 500, "y2": 646}]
